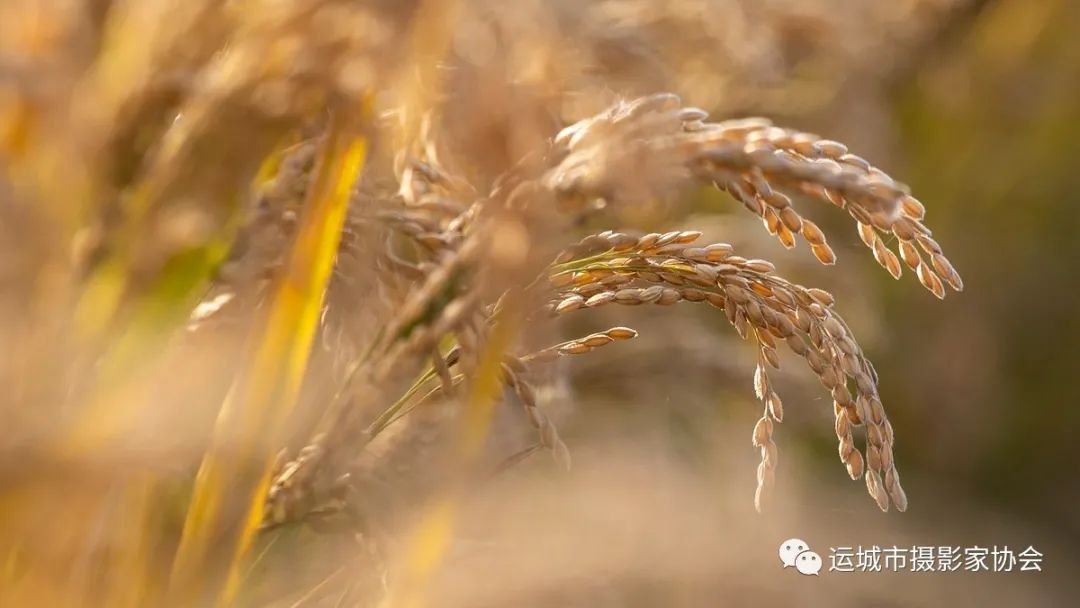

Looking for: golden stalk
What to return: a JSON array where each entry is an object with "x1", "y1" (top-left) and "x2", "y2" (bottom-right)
[{"x1": 169, "y1": 106, "x2": 370, "y2": 604}]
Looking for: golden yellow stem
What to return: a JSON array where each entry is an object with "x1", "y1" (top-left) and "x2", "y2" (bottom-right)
[{"x1": 169, "y1": 106, "x2": 370, "y2": 604}]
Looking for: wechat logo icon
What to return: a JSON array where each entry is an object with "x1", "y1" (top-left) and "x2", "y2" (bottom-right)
[{"x1": 779, "y1": 538, "x2": 822, "y2": 576}]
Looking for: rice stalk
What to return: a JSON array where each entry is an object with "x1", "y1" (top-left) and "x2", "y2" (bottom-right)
[
  {"x1": 169, "y1": 107, "x2": 370, "y2": 604},
  {"x1": 546, "y1": 95, "x2": 962, "y2": 298},
  {"x1": 379, "y1": 297, "x2": 523, "y2": 608},
  {"x1": 544, "y1": 226, "x2": 915, "y2": 511}
]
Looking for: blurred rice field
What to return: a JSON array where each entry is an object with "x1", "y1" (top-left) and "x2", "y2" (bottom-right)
[{"x1": 2, "y1": 0, "x2": 1079, "y2": 606}]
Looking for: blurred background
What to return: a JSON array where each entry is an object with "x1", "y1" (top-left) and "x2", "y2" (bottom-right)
[{"x1": 3, "y1": 0, "x2": 1079, "y2": 606}]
